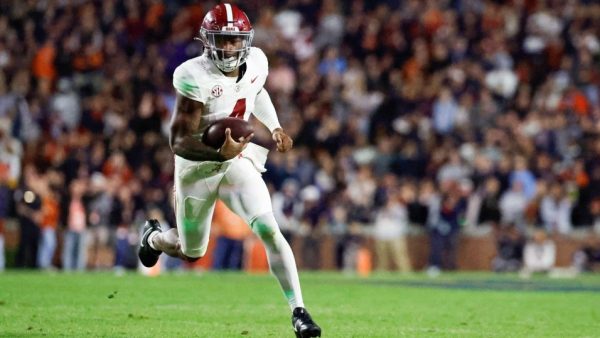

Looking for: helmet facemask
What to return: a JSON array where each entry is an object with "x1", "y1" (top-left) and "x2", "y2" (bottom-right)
[{"x1": 199, "y1": 28, "x2": 254, "y2": 73}]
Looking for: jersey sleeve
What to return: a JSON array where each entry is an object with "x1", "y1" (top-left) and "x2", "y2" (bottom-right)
[{"x1": 172, "y1": 64, "x2": 207, "y2": 103}]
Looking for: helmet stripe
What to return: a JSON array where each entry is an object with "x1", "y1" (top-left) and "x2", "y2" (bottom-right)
[{"x1": 224, "y1": 3, "x2": 234, "y2": 27}]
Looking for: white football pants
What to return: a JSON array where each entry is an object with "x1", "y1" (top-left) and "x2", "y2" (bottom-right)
[{"x1": 174, "y1": 143, "x2": 272, "y2": 258}]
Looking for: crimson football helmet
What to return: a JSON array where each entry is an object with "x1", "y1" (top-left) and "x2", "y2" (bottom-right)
[{"x1": 198, "y1": 3, "x2": 254, "y2": 73}]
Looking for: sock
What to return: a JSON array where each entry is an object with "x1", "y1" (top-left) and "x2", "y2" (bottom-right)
[
  {"x1": 148, "y1": 231, "x2": 159, "y2": 250},
  {"x1": 252, "y1": 213, "x2": 304, "y2": 311},
  {"x1": 150, "y1": 228, "x2": 181, "y2": 257}
]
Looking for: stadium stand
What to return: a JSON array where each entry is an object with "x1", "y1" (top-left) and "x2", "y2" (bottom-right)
[{"x1": 0, "y1": 0, "x2": 599, "y2": 272}]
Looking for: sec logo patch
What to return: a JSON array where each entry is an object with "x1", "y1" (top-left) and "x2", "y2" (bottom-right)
[{"x1": 211, "y1": 85, "x2": 223, "y2": 97}]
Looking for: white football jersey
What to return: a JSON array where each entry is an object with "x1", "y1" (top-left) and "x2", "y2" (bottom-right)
[{"x1": 172, "y1": 47, "x2": 268, "y2": 125}]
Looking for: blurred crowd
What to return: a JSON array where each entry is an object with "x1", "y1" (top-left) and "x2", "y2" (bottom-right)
[{"x1": 0, "y1": 0, "x2": 599, "y2": 273}]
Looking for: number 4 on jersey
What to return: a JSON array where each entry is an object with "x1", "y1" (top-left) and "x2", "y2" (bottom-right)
[{"x1": 229, "y1": 98, "x2": 246, "y2": 119}]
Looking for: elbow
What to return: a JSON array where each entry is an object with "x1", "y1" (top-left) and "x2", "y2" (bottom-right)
[
  {"x1": 171, "y1": 142, "x2": 189, "y2": 160},
  {"x1": 171, "y1": 141, "x2": 184, "y2": 158},
  {"x1": 170, "y1": 135, "x2": 200, "y2": 161},
  {"x1": 170, "y1": 134, "x2": 183, "y2": 155},
  {"x1": 170, "y1": 144, "x2": 179, "y2": 156},
  {"x1": 169, "y1": 136, "x2": 177, "y2": 153}
]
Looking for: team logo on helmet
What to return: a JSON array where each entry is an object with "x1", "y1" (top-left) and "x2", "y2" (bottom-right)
[{"x1": 211, "y1": 85, "x2": 223, "y2": 97}]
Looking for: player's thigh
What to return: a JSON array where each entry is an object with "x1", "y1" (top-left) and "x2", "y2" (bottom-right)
[
  {"x1": 175, "y1": 157, "x2": 228, "y2": 256},
  {"x1": 219, "y1": 158, "x2": 272, "y2": 224}
]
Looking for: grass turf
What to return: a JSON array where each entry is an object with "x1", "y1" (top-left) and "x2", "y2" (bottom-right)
[{"x1": 1, "y1": 271, "x2": 599, "y2": 337}]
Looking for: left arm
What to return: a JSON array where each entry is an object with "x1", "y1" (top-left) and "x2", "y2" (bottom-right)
[{"x1": 253, "y1": 89, "x2": 293, "y2": 152}]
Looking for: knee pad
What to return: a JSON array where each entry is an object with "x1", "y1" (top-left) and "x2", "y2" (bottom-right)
[
  {"x1": 183, "y1": 196, "x2": 204, "y2": 230},
  {"x1": 251, "y1": 213, "x2": 279, "y2": 246},
  {"x1": 178, "y1": 196, "x2": 210, "y2": 258}
]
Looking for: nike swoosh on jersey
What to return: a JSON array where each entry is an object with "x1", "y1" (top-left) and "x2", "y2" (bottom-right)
[{"x1": 251, "y1": 76, "x2": 258, "y2": 83}]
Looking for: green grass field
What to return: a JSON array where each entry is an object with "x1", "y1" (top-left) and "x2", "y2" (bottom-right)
[{"x1": 1, "y1": 271, "x2": 600, "y2": 337}]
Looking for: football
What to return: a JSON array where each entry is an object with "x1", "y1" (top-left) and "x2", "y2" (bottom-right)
[{"x1": 202, "y1": 117, "x2": 254, "y2": 149}]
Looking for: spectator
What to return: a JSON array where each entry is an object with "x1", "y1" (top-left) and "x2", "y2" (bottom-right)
[
  {"x1": 326, "y1": 205, "x2": 354, "y2": 271},
  {"x1": 271, "y1": 178, "x2": 302, "y2": 243},
  {"x1": 86, "y1": 172, "x2": 114, "y2": 269},
  {"x1": 427, "y1": 183, "x2": 466, "y2": 273},
  {"x1": 492, "y1": 223, "x2": 525, "y2": 272},
  {"x1": 466, "y1": 176, "x2": 502, "y2": 229},
  {"x1": 62, "y1": 179, "x2": 88, "y2": 271},
  {"x1": 37, "y1": 176, "x2": 60, "y2": 270},
  {"x1": 540, "y1": 182, "x2": 573, "y2": 234},
  {"x1": 437, "y1": 152, "x2": 471, "y2": 185},
  {"x1": 111, "y1": 185, "x2": 140, "y2": 271},
  {"x1": 499, "y1": 181, "x2": 528, "y2": 231},
  {"x1": 520, "y1": 229, "x2": 556, "y2": 278},
  {"x1": 346, "y1": 165, "x2": 376, "y2": 223},
  {"x1": 313, "y1": 0, "x2": 344, "y2": 49},
  {"x1": 373, "y1": 190, "x2": 411, "y2": 273},
  {"x1": 14, "y1": 165, "x2": 41, "y2": 268},
  {"x1": 408, "y1": 180, "x2": 435, "y2": 227},
  {"x1": 318, "y1": 46, "x2": 346, "y2": 77},
  {"x1": 432, "y1": 87, "x2": 459, "y2": 134},
  {"x1": 509, "y1": 155, "x2": 537, "y2": 202},
  {"x1": 298, "y1": 186, "x2": 325, "y2": 270},
  {"x1": 50, "y1": 78, "x2": 81, "y2": 133},
  {"x1": 0, "y1": 119, "x2": 21, "y2": 271},
  {"x1": 572, "y1": 244, "x2": 600, "y2": 272}
]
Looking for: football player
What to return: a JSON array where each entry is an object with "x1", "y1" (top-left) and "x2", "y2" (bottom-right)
[{"x1": 138, "y1": 3, "x2": 321, "y2": 337}]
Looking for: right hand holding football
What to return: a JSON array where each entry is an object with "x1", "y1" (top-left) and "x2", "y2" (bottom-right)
[{"x1": 219, "y1": 128, "x2": 254, "y2": 160}]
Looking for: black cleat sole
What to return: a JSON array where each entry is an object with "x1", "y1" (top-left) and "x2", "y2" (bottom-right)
[
  {"x1": 138, "y1": 219, "x2": 162, "y2": 268},
  {"x1": 295, "y1": 327, "x2": 321, "y2": 338},
  {"x1": 292, "y1": 307, "x2": 321, "y2": 338}
]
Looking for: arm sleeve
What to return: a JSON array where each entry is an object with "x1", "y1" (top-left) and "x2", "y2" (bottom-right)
[
  {"x1": 172, "y1": 65, "x2": 207, "y2": 103},
  {"x1": 253, "y1": 88, "x2": 281, "y2": 132}
]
